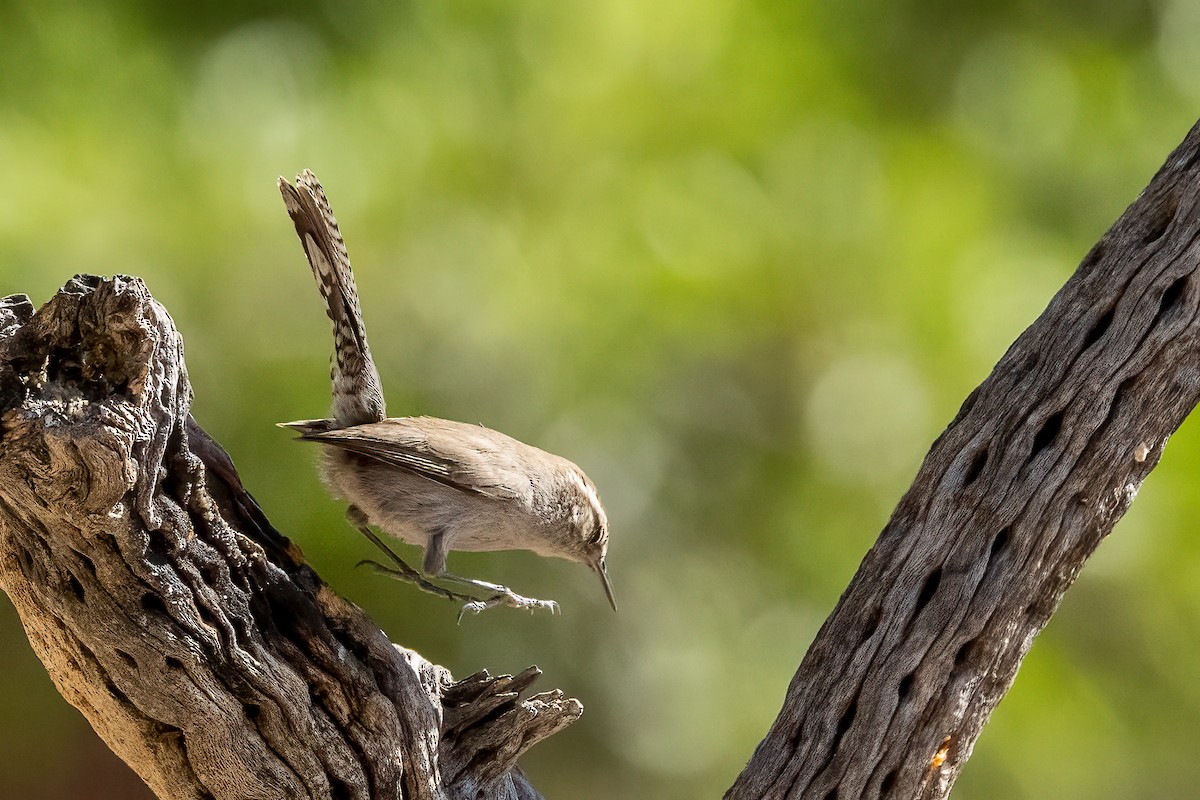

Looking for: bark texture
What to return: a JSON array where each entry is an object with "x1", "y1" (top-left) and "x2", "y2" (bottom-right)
[
  {"x1": 0, "y1": 275, "x2": 579, "y2": 800},
  {"x1": 727, "y1": 123, "x2": 1200, "y2": 799}
]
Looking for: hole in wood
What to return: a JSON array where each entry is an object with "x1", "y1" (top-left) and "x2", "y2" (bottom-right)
[
  {"x1": 989, "y1": 527, "x2": 1010, "y2": 561},
  {"x1": 165, "y1": 656, "x2": 184, "y2": 670},
  {"x1": 197, "y1": 603, "x2": 220, "y2": 629},
  {"x1": 331, "y1": 779, "x2": 353, "y2": 800},
  {"x1": 1082, "y1": 306, "x2": 1115, "y2": 349},
  {"x1": 863, "y1": 606, "x2": 882, "y2": 640},
  {"x1": 898, "y1": 673, "x2": 913, "y2": 701},
  {"x1": 231, "y1": 617, "x2": 252, "y2": 646},
  {"x1": 141, "y1": 593, "x2": 168, "y2": 617},
  {"x1": 914, "y1": 568, "x2": 942, "y2": 615},
  {"x1": 148, "y1": 528, "x2": 173, "y2": 556},
  {"x1": 1154, "y1": 274, "x2": 1188, "y2": 326},
  {"x1": 114, "y1": 649, "x2": 137, "y2": 670},
  {"x1": 963, "y1": 448, "x2": 988, "y2": 487},
  {"x1": 159, "y1": 462, "x2": 184, "y2": 502},
  {"x1": 200, "y1": 564, "x2": 221, "y2": 588},
  {"x1": 1113, "y1": 378, "x2": 1133, "y2": 411},
  {"x1": 104, "y1": 677, "x2": 131, "y2": 707},
  {"x1": 16, "y1": 545, "x2": 32, "y2": 574},
  {"x1": 823, "y1": 790, "x2": 837, "y2": 800},
  {"x1": 45, "y1": 346, "x2": 84, "y2": 387},
  {"x1": 1142, "y1": 198, "x2": 1176, "y2": 245},
  {"x1": 154, "y1": 720, "x2": 183, "y2": 739},
  {"x1": 954, "y1": 638, "x2": 976, "y2": 667},
  {"x1": 67, "y1": 573, "x2": 85, "y2": 602},
  {"x1": 77, "y1": 552, "x2": 97, "y2": 576},
  {"x1": 881, "y1": 769, "x2": 897, "y2": 794},
  {"x1": 1030, "y1": 411, "x2": 1063, "y2": 459},
  {"x1": 836, "y1": 698, "x2": 857, "y2": 739},
  {"x1": 244, "y1": 703, "x2": 261, "y2": 721},
  {"x1": 328, "y1": 624, "x2": 372, "y2": 664},
  {"x1": 1093, "y1": 377, "x2": 1133, "y2": 439}
]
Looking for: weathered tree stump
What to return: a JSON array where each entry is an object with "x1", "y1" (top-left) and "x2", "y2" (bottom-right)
[
  {"x1": 727, "y1": 122, "x2": 1200, "y2": 798},
  {"x1": 0, "y1": 276, "x2": 578, "y2": 800}
]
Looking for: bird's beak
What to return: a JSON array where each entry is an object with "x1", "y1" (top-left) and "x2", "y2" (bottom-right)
[{"x1": 594, "y1": 559, "x2": 617, "y2": 612}]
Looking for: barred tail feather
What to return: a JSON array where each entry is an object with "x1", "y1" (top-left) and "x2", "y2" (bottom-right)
[{"x1": 279, "y1": 171, "x2": 386, "y2": 427}]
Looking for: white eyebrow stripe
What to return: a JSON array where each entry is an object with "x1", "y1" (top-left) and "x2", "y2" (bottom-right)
[{"x1": 569, "y1": 470, "x2": 605, "y2": 522}]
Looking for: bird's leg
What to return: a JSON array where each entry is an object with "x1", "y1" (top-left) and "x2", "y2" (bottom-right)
[{"x1": 346, "y1": 507, "x2": 477, "y2": 604}]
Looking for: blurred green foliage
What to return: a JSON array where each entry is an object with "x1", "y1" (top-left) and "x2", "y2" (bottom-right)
[{"x1": 1, "y1": 1, "x2": 1199, "y2": 798}]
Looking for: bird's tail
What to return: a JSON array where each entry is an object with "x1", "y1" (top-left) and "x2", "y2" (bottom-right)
[{"x1": 279, "y1": 170, "x2": 386, "y2": 427}]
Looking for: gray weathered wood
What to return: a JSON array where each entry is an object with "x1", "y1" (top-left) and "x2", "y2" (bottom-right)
[
  {"x1": 727, "y1": 122, "x2": 1200, "y2": 799},
  {"x1": 0, "y1": 275, "x2": 579, "y2": 800}
]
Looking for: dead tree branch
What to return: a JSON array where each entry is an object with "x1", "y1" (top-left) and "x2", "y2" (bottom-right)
[
  {"x1": 727, "y1": 122, "x2": 1200, "y2": 799},
  {"x1": 0, "y1": 275, "x2": 578, "y2": 800}
]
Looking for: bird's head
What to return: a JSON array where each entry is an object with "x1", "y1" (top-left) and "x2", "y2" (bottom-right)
[{"x1": 563, "y1": 468, "x2": 617, "y2": 612}]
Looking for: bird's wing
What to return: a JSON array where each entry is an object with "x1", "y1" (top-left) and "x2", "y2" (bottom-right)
[
  {"x1": 292, "y1": 417, "x2": 535, "y2": 502},
  {"x1": 277, "y1": 418, "x2": 339, "y2": 436}
]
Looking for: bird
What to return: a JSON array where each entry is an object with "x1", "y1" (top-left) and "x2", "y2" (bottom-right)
[{"x1": 277, "y1": 170, "x2": 615, "y2": 618}]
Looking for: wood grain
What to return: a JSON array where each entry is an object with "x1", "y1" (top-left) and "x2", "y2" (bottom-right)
[
  {"x1": 727, "y1": 121, "x2": 1200, "y2": 799},
  {"x1": 0, "y1": 276, "x2": 578, "y2": 800}
]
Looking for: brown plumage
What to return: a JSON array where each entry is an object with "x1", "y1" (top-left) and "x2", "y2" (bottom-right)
[{"x1": 278, "y1": 171, "x2": 615, "y2": 617}]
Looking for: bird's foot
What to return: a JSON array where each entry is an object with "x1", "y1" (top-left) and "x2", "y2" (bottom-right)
[
  {"x1": 457, "y1": 590, "x2": 560, "y2": 623},
  {"x1": 438, "y1": 572, "x2": 561, "y2": 622}
]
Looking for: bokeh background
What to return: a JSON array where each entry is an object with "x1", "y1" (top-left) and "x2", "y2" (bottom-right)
[{"x1": 2, "y1": 1, "x2": 1200, "y2": 798}]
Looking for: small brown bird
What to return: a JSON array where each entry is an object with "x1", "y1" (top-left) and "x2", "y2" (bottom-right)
[{"x1": 278, "y1": 171, "x2": 615, "y2": 618}]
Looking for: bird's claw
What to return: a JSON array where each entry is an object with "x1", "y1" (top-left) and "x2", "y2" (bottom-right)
[{"x1": 456, "y1": 592, "x2": 560, "y2": 623}]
